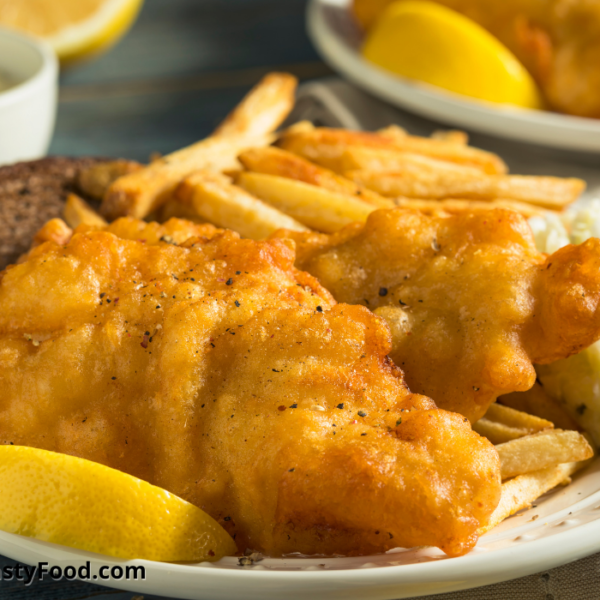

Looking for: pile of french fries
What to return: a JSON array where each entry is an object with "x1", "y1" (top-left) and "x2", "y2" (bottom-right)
[
  {"x1": 61, "y1": 72, "x2": 594, "y2": 538},
  {"x1": 476, "y1": 397, "x2": 593, "y2": 533}
]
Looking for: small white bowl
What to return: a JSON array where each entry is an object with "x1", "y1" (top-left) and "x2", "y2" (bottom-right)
[{"x1": 0, "y1": 26, "x2": 58, "y2": 166}]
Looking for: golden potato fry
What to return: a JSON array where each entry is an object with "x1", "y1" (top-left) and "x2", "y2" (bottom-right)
[
  {"x1": 394, "y1": 197, "x2": 547, "y2": 217},
  {"x1": 31, "y1": 218, "x2": 73, "y2": 249},
  {"x1": 280, "y1": 120, "x2": 315, "y2": 136},
  {"x1": 496, "y1": 430, "x2": 593, "y2": 480},
  {"x1": 213, "y1": 73, "x2": 297, "y2": 138},
  {"x1": 278, "y1": 127, "x2": 507, "y2": 174},
  {"x1": 348, "y1": 170, "x2": 585, "y2": 209},
  {"x1": 63, "y1": 194, "x2": 108, "y2": 229},
  {"x1": 77, "y1": 160, "x2": 142, "y2": 201},
  {"x1": 472, "y1": 418, "x2": 532, "y2": 445},
  {"x1": 385, "y1": 126, "x2": 470, "y2": 148},
  {"x1": 500, "y1": 382, "x2": 581, "y2": 431},
  {"x1": 376, "y1": 125, "x2": 408, "y2": 141},
  {"x1": 157, "y1": 199, "x2": 207, "y2": 224},
  {"x1": 431, "y1": 130, "x2": 469, "y2": 145},
  {"x1": 101, "y1": 72, "x2": 298, "y2": 220},
  {"x1": 236, "y1": 172, "x2": 375, "y2": 233},
  {"x1": 483, "y1": 403, "x2": 554, "y2": 433},
  {"x1": 222, "y1": 168, "x2": 243, "y2": 179},
  {"x1": 102, "y1": 133, "x2": 274, "y2": 220},
  {"x1": 176, "y1": 171, "x2": 308, "y2": 240},
  {"x1": 479, "y1": 462, "x2": 581, "y2": 534},
  {"x1": 340, "y1": 147, "x2": 483, "y2": 176},
  {"x1": 238, "y1": 147, "x2": 394, "y2": 209}
]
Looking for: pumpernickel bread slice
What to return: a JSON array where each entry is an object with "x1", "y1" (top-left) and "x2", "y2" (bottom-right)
[{"x1": 0, "y1": 157, "x2": 109, "y2": 269}]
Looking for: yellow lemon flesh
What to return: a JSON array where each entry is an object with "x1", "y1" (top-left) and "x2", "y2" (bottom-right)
[
  {"x1": 0, "y1": 445, "x2": 237, "y2": 562},
  {"x1": 0, "y1": 0, "x2": 144, "y2": 64},
  {"x1": 362, "y1": 0, "x2": 543, "y2": 109}
]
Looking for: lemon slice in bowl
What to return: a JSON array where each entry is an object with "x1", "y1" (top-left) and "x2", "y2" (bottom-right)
[
  {"x1": 0, "y1": 0, "x2": 144, "y2": 64},
  {"x1": 361, "y1": 0, "x2": 543, "y2": 110},
  {"x1": 0, "y1": 445, "x2": 237, "y2": 562}
]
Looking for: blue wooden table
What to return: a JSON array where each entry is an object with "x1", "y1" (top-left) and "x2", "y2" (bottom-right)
[
  {"x1": 50, "y1": 0, "x2": 330, "y2": 161},
  {"x1": 2, "y1": 1, "x2": 599, "y2": 598}
]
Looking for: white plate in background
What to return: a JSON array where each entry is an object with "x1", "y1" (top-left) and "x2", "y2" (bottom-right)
[
  {"x1": 2, "y1": 458, "x2": 600, "y2": 600},
  {"x1": 307, "y1": 0, "x2": 600, "y2": 153}
]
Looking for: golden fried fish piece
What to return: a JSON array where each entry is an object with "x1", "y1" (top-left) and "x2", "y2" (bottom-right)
[
  {"x1": 0, "y1": 225, "x2": 500, "y2": 557},
  {"x1": 276, "y1": 209, "x2": 600, "y2": 422},
  {"x1": 32, "y1": 216, "x2": 219, "y2": 248}
]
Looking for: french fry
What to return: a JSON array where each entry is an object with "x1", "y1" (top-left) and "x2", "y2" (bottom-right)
[
  {"x1": 157, "y1": 199, "x2": 207, "y2": 224},
  {"x1": 348, "y1": 170, "x2": 585, "y2": 209},
  {"x1": 484, "y1": 403, "x2": 554, "y2": 433},
  {"x1": 377, "y1": 125, "x2": 408, "y2": 141},
  {"x1": 496, "y1": 430, "x2": 593, "y2": 480},
  {"x1": 381, "y1": 126, "x2": 469, "y2": 146},
  {"x1": 431, "y1": 130, "x2": 469, "y2": 145},
  {"x1": 281, "y1": 120, "x2": 315, "y2": 136},
  {"x1": 499, "y1": 382, "x2": 581, "y2": 431},
  {"x1": 78, "y1": 160, "x2": 142, "y2": 201},
  {"x1": 236, "y1": 172, "x2": 375, "y2": 233},
  {"x1": 479, "y1": 462, "x2": 582, "y2": 534},
  {"x1": 384, "y1": 125, "x2": 469, "y2": 146},
  {"x1": 394, "y1": 197, "x2": 547, "y2": 218},
  {"x1": 102, "y1": 133, "x2": 275, "y2": 220},
  {"x1": 222, "y1": 168, "x2": 243, "y2": 179},
  {"x1": 31, "y1": 218, "x2": 73, "y2": 249},
  {"x1": 102, "y1": 73, "x2": 298, "y2": 220},
  {"x1": 63, "y1": 194, "x2": 108, "y2": 229},
  {"x1": 472, "y1": 418, "x2": 532, "y2": 445},
  {"x1": 278, "y1": 127, "x2": 507, "y2": 174},
  {"x1": 176, "y1": 171, "x2": 308, "y2": 240},
  {"x1": 340, "y1": 147, "x2": 484, "y2": 176},
  {"x1": 213, "y1": 73, "x2": 297, "y2": 138},
  {"x1": 238, "y1": 147, "x2": 394, "y2": 209}
]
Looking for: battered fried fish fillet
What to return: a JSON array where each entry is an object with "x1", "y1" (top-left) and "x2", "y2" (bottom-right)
[
  {"x1": 0, "y1": 225, "x2": 500, "y2": 557},
  {"x1": 32, "y1": 216, "x2": 218, "y2": 248},
  {"x1": 276, "y1": 209, "x2": 600, "y2": 423},
  {"x1": 353, "y1": 0, "x2": 600, "y2": 118}
]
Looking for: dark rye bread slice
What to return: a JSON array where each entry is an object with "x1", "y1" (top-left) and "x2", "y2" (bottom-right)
[{"x1": 0, "y1": 157, "x2": 109, "y2": 270}]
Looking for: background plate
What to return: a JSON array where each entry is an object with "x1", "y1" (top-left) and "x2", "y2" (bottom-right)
[
  {"x1": 307, "y1": 0, "x2": 600, "y2": 153},
  {"x1": 2, "y1": 458, "x2": 600, "y2": 599}
]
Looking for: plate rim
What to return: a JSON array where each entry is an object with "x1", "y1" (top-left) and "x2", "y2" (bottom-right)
[
  {"x1": 306, "y1": 0, "x2": 600, "y2": 153},
  {"x1": 3, "y1": 473, "x2": 600, "y2": 600}
]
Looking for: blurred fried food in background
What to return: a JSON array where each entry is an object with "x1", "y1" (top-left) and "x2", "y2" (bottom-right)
[{"x1": 353, "y1": 0, "x2": 600, "y2": 118}]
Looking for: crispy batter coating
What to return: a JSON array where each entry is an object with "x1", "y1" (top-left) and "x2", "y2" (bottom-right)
[
  {"x1": 276, "y1": 209, "x2": 600, "y2": 422},
  {"x1": 0, "y1": 226, "x2": 500, "y2": 557},
  {"x1": 33, "y1": 217, "x2": 218, "y2": 248},
  {"x1": 78, "y1": 216, "x2": 220, "y2": 244}
]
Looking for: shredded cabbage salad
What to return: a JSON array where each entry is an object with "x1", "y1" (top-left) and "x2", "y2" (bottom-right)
[{"x1": 529, "y1": 200, "x2": 600, "y2": 444}]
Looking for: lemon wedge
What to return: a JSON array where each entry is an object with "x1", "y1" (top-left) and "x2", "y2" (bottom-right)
[
  {"x1": 0, "y1": 445, "x2": 237, "y2": 562},
  {"x1": 0, "y1": 0, "x2": 144, "y2": 64},
  {"x1": 362, "y1": 0, "x2": 543, "y2": 109}
]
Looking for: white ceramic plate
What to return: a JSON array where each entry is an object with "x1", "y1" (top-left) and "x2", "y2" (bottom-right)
[
  {"x1": 2, "y1": 457, "x2": 600, "y2": 599},
  {"x1": 307, "y1": 0, "x2": 600, "y2": 153},
  {"x1": 0, "y1": 26, "x2": 57, "y2": 165}
]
